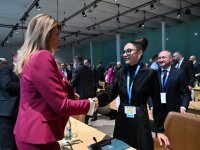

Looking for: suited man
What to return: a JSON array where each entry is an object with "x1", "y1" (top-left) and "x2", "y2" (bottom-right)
[
  {"x1": 60, "y1": 63, "x2": 72, "y2": 81},
  {"x1": 189, "y1": 55, "x2": 200, "y2": 83},
  {"x1": 96, "y1": 61, "x2": 105, "y2": 82},
  {"x1": 71, "y1": 56, "x2": 96, "y2": 123},
  {"x1": 149, "y1": 51, "x2": 191, "y2": 119},
  {"x1": 0, "y1": 58, "x2": 20, "y2": 150},
  {"x1": 172, "y1": 52, "x2": 195, "y2": 90}
]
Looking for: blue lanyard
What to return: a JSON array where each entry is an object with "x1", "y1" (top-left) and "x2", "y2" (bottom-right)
[
  {"x1": 127, "y1": 63, "x2": 141, "y2": 105},
  {"x1": 161, "y1": 71, "x2": 168, "y2": 89}
]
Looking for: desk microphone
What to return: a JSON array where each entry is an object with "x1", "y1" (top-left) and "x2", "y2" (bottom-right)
[{"x1": 93, "y1": 137, "x2": 102, "y2": 150}]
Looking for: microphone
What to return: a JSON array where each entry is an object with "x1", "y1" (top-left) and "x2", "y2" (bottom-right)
[{"x1": 93, "y1": 137, "x2": 102, "y2": 150}]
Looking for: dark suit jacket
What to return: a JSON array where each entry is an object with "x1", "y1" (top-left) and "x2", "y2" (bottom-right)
[
  {"x1": 194, "y1": 61, "x2": 200, "y2": 72},
  {"x1": 61, "y1": 68, "x2": 72, "y2": 81},
  {"x1": 0, "y1": 65, "x2": 20, "y2": 117},
  {"x1": 96, "y1": 64, "x2": 105, "y2": 82},
  {"x1": 71, "y1": 63, "x2": 96, "y2": 99},
  {"x1": 149, "y1": 67, "x2": 191, "y2": 112},
  {"x1": 194, "y1": 61, "x2": 200, "y2": 82},
  {"x1": 173, "y1": 59, "x2": 195, "y2": 87}
]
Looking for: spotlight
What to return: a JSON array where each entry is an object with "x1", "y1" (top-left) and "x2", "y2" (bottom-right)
[
  {"x1": 35, "y1": 2, "x2": 41, "y2": 10},
  {"x1": 185, "y1": 9, "x2": 191, "y2": 15},
  {"x1": 177, "y1": 11, "x2": 181, "y2": 19},
  {"x1": 138, "y1": 22, "x2": 144, "y2": 28},
  {"x1": 134, "y1": 9, "x2": 139, "y2": 13},
  {"x1": 150, "y1": 3, "x2": 155, "y2": 11},
  {"x1": 82, "y1": 11, "x2": 87, "y2": 17},
  {"x1": 116, "y1": 17, "x2": 120, "y2": 23}
]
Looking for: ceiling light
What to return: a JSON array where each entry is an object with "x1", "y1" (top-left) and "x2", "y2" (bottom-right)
[
  {"x1": 150, "y1": 3, "x2": 155, "y2": 11},
  {"x1": 177, "y1": 11, "x2": 181, "y2": 19},
  {"x1": 138, "y1": 22, "x2": 144, "y2": 28},
  {"x1": 82, "y1": 11, "x2": 87, "y2": 17},
  {"x1": 35, "y1": 2, "x2": 41, "y2": 10},
  {"x1": 185, "y1": 9, "x2": 191, "y2": 15},
  {"x1": 116, "y1": 17, "x2": 120, "y2": 23}
]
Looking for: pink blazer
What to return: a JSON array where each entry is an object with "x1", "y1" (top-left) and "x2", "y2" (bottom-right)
[{"x1": 14, "y1": 50, "x2": 90, "y2": 144}]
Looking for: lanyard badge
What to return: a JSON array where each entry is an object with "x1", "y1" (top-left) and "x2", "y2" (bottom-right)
[{"x1": 124, "y1": 63, "x2": 141, "y2": 118}]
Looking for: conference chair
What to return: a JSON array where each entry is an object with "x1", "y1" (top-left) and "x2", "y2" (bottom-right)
[{"x1": 154, "y1": 112, "x2": 200, "y2": 150}]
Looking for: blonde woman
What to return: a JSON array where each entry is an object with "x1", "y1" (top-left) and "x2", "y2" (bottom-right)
[{"x1": 14, "y1": 14, "x2": 98, "y2": 150}]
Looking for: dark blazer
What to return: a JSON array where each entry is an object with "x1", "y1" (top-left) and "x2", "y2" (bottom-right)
[
  {"x1": 71, "y1": 63, "x2": 96, "y2": 99},
  {"x1": 0, "y1": 65, "x2": 20, "y2": 117},
  {"x1": 96, "y1": 64, "x2": 105, "y2": 82},
  {"x1": 194, "y1": 61, "x2": 200, "y2": 82},
  {"x1": 149, "y1": 67, "x2": 191, "y2": 112},
  {"x1": 193, "y1": 61, "x2": 200, "y2": 74},
  {"x1": 61, "y1": 68, "x2": 72, "y2": 81},
  {"x1": 173, "y1": 59, "x2": 195, "y2": 87}
]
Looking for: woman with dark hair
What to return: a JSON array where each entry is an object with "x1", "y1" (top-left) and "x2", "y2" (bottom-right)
[{"x1": 94, "y1": 37, "x2": 169, "y2": 149}]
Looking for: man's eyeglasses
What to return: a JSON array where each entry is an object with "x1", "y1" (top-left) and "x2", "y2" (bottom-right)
[{"x1": 120, "y1": 48, "x2": 137, "y2": 56}]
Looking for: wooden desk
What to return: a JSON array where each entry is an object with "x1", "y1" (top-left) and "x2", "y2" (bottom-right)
[
  {"x1": 59, "y1": 117, "x2": 135, "y2": 150},
  {"x1": 193, "y1": 87, "x2": 200, "y2": 101}
]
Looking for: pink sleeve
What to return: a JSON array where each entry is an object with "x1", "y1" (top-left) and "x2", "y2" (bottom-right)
[{"x1": 30, "y1": 51, "x2": 90, "y2": 116}]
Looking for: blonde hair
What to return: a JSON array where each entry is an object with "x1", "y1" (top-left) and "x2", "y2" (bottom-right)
[{"x1": 14, "y1": 14, "x2": 61, "y2": 75}]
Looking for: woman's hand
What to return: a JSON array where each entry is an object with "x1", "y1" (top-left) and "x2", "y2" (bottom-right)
[
  {"x1": 90, "y1": 97, "x2": 99, "y2": 112},
  {"x1": 74, "y1": 93, "x2": 80, "y2": 100},
  {"x1": 157, "y1": 133, "x2": 170, "y2": 148}
]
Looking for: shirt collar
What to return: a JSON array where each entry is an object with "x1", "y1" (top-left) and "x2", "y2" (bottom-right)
[{"x1": 161, "y1": 66, "x2": 171, "y2": 72}]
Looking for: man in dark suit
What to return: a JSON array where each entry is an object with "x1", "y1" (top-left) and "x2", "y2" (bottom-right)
[
  {"x1": 172, "y1": 52, "x2": 195, "y2": 90},
  {"x1": 149, "y1": 50, "x2": 191, "y2": 119},
  {"x1": 189, "y1": 55, "x2": 200, "y2": 83},
  {"x1": 96, "y1": 61, "x2": 105, "y2": 82},
  {"x1": 71, "y1": 56, "x2": 96, "y2": 124},
  {"x1": 60, "y1": 63, "x2": 72, "y2": 81},
  {"x1": 0, "y1": 58, "x2": 20, "y2": 150}
]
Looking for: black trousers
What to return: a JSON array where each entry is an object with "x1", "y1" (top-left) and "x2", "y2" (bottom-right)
[{"x1": 0, "y1": 116, "x2": 18, "y2": 150}]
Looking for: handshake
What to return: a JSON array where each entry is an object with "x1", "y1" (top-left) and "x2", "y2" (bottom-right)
[
  {"x1": 87, "y1": 97, "x2": 99, "y2": 116},
  {"x1": 74, "y1": 93, "x2": 99, "y2": 116}
]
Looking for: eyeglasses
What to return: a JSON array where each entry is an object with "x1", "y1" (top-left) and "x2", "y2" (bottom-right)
[{"x1": 120, "y1": 48, "x2": 137, "y2": 56}]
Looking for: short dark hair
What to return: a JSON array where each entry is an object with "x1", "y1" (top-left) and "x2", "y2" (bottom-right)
[{"x1": 74, "y1": 55, "x2": 83, "y2": 63}]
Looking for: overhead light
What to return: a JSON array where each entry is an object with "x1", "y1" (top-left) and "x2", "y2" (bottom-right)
[
  {"x1": 150, "y1": 3, "x2": 155, "y2": 11},
  {"x1": 116, "y1": 17, "x2": 120, "y2": 23},
  {"x1": 138, "y1": 22, "x2": 144, "y2": 28},
  {"x1": 82, "y1": 11, "x2": 87, "y2": 17},
  {"x1": 177, "y1": 11, "x2": 181, "y2": 19},
  {"x1": 185, "y1": 9, "x2": 191, "y2": 15},
  {"x1": 134, "y1": 9, "x2": 139, "y2": 13},
  {"x1": 35, "y1": 1, "x2": 41, "y2": 10}
]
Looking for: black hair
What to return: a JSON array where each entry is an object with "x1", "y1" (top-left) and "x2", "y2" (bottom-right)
[{"x1": 129, "y1": 37, "x2": 148, "y2": 52}]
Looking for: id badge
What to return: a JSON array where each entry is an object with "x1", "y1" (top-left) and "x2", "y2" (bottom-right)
[
  {"x1": 124, "y1": 106, "x2": 136, "y2": 118},
  {"x1": 160, "y1": 92, "x2": 166, "y2": 104}
]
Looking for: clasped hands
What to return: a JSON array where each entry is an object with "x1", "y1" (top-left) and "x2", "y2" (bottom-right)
[{"x1": 88, "y1": 97, "x2": 99, "y2": 112}]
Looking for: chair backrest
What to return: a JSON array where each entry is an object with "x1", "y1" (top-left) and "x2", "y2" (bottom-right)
[{"x1": 165, "y1": 112, "x2": 200, "y2": 150}]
